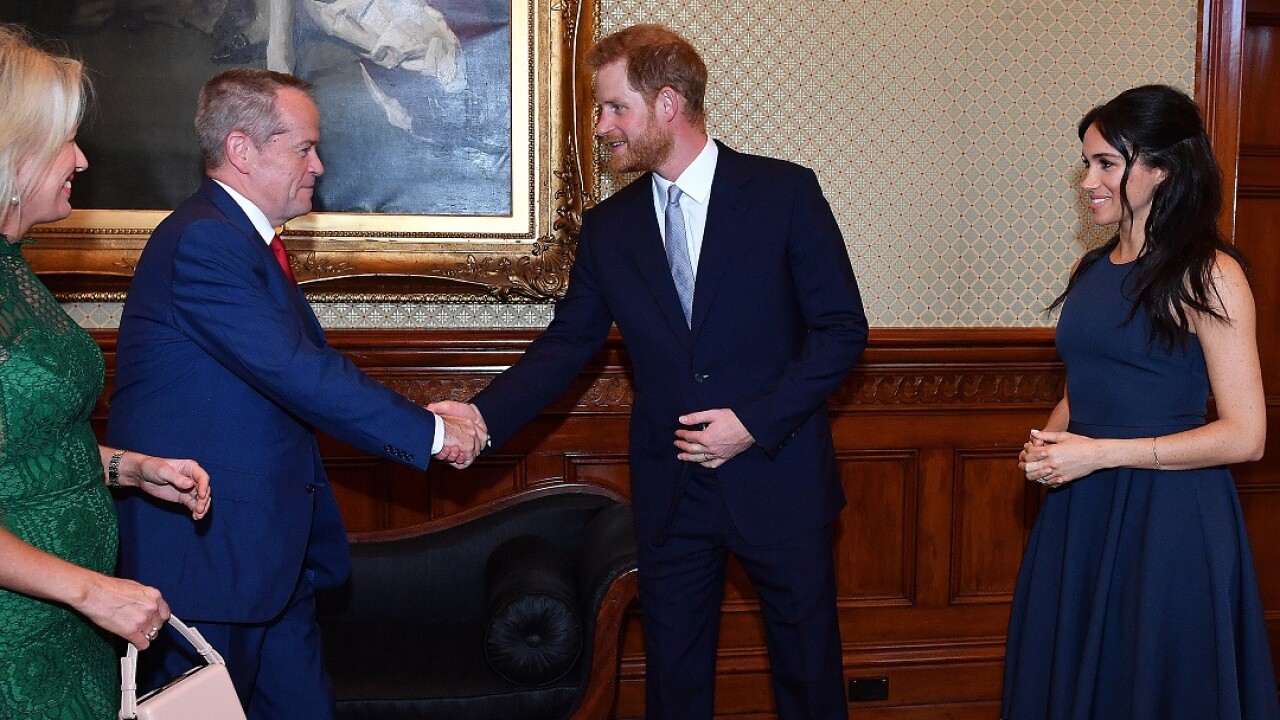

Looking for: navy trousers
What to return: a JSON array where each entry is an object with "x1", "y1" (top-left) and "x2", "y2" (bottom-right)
[
  {"x1": 139, "y1": 570, "x2": 334, "y2": 720},
  {"x1": 637, "y1": 469, "x2": 847, "y2": 720}
]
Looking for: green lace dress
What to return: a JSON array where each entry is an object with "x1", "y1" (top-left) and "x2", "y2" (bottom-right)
[{"x1": 0, "y1": 238, "x2": 118, "y2": 718}]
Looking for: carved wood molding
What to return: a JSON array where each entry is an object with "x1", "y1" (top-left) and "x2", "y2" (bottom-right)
[
  {"x1": 92, "y1": 326, "x2": 1066, "y2": 411},
  {"x1": 369, "y1": 368, "x2": 1066, "y2": 410},
  {"x1": 834, "y1": 370, "x2": 1064, "y2": 407}
]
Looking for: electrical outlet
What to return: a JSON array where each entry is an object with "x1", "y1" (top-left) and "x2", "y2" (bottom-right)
[{"x1": 847, "y1": 675, "x2": 889, "y2": 702}]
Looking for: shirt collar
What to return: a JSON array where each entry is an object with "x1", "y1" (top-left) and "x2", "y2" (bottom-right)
[
  {"x1": 652, "y1": 136, "x2": 718, "y2": 206},
  {"x1": 212, "y1": 179, "x2": 277, "y2": 244}
]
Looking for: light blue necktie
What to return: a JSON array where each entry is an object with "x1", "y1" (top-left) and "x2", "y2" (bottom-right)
[{"x1": 664, "y1": 184, "x2": 695, "y2": 326}]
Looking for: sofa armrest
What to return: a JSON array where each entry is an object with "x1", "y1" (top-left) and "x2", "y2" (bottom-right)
[
  {"x1": 576, "y1": 503, "x2": 637, "y2": 608},
  {"x1": 485, "y1": 534, "x2": 583, "y2": 685},
  {"x1": 568, "y1": 503, "x2": 638, "y2": 720}
]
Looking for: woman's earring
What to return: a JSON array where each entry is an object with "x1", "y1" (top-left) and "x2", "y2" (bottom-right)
[{"x1": 8, "y1": 195, "x2": 18, "y2": 206}]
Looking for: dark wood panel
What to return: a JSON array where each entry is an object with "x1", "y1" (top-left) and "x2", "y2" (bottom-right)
[
  {"x1": 1235, "y1": 199, "x2": 1280, "y2": 393},
  {"x1": 566, "y1": 454, "x2": 633, "y2": 498},
  {"x1": 87, "y1": 325, "x2": 1278, "y2": 718},
  {"x1": 1241, "y1": 24, "x2": 1279, "y2": 147},
  {"x1": 950, "y1": 450, "x2": 1039, "y2": 605},
  {"x1": 1247, "y1": 0, "x2": 1280, "y2": 24},
  {"x1": 1240, "y1": 156, "x2": 1280, "y2": 194},
  {"x1": 834, "y1": 452, "x2": 918, "y2": 606},
  {"x1": 1239, "y1": 486, "x2": 1280, "y2": 609}
]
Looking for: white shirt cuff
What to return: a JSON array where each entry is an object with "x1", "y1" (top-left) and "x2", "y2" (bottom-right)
[{"x1": 431, "y1": 415, "x2": 444, "y2": 454}]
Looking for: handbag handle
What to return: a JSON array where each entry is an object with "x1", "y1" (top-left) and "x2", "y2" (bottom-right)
[{"x1": 119, "y1": 615, "x2": 228, "y2": 720}]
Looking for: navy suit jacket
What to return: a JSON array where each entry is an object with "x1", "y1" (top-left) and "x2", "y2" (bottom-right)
[
  {"x1": 107, "y1": 179, "x2": 436, "y2": 624},
  {"x1": 473, "y1": 144, "x2": 867, "y2": 545}
]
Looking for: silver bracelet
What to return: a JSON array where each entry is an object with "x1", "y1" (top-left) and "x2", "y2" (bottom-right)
[
  {"x1": 108, "y1": 449, "x2": 126, "y2": 487},
  {"x1": 1151, "y1": 437, "x2": 1163, "y2": 471}
]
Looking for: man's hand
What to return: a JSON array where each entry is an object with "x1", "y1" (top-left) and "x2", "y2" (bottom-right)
[
  {"x1": 428, "y1": 401, "x2": 489, "y2": 469},
  {"x1": 674, "y1": 409, "x2": 754, "y2": 468}
]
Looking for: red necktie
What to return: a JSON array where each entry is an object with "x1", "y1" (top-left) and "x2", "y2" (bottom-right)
[{"x1": 269, "y1": 234, "x2": 297, "y2": 285}]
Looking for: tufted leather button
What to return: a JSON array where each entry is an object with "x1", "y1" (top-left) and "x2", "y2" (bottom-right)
[{"x1": 693, "y1": 373, "x2": 708, "y2": 383}]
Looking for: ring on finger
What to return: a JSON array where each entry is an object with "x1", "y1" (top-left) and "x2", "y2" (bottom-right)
[{"x1": 145, "y1": 626, "x2": 160, "y2": 641}]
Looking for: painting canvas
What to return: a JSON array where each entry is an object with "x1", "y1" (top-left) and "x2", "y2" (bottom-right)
[
  {"x1": 5, "y1": 0, "x2": 592, "y2": 301},
  {"x1": 2, "y1": 0, "x2": 513, "y2": 215}
]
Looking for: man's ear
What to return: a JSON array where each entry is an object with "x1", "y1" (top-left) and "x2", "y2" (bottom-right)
[
  {"x1": 657, "y1": 87, "x2": 680, "y2": 122},
  {"x1": 223, "y1": 131, "x2": 254, "y2": 174}
]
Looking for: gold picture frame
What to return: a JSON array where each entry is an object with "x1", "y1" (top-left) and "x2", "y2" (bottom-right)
[{"x1": 24, "y1": 0, "x2": 598, "y2": 303}]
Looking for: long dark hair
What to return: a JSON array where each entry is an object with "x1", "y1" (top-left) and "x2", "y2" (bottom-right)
[{"x1": 1049, "y1": 84, "x2": 1247, "y2": 351}]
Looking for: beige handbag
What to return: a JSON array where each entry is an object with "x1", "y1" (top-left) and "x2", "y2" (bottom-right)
[{"x1": 118, "y1": 615, "x2": 247, "y2": 720}]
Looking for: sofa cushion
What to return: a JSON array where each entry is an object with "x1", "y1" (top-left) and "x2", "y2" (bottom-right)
[{"x1": 484, "y1": 534, "x2": 582, "y2": 685}]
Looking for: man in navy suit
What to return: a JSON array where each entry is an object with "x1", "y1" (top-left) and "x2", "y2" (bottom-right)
[
  {"x1": 107, "y1": 68, "x2": 484, "y2": 718},
  {"x1": 432, "y1": 24, "x2": 867, "y2": 720}
]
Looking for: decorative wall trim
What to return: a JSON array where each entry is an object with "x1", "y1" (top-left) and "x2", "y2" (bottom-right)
[{"x1": 84, "y1": 325, "x2": 1279, "y2": 720}]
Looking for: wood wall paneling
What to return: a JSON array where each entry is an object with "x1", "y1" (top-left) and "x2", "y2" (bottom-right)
[
  {"x1": 88, "y1": 326, "x2": 1278, "y2": 717},
  {"x1": 1237, "y1": 0, "x2": 1280, "y2": 678},
  {"x1": 834, "y1": 451, "x2": 918, "y2": 607},
  {"x1": 950, "y1": 450, "x2": 1039, "y2": 606}
]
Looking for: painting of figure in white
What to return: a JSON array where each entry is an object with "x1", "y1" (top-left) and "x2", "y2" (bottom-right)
[{"x1": 4, "y1": 0, "x2": 512, "y2": 215}]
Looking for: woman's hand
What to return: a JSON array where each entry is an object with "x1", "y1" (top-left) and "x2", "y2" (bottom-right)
[
  {"x1": 131, "y1": 455, "x2": 212, "y2": 521},
  {"x1": 1019, "y1": 429, "x2": 1104, "y2": 487},
  {"x1": 72, "y1": 574, "x2": 170, "y2": 649}
]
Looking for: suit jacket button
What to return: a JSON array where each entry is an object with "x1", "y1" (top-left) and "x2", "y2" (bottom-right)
[
  {"x1": 694, "y1": 373, "x2": 708, "y2": 383},
  {"x1": 305, "y1": 484, "x2": 316, "y2": 494}
]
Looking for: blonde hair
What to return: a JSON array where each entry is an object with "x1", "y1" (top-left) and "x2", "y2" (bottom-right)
[{"x1": 0, "y1": 24, "x2": 86, "y2": 236}]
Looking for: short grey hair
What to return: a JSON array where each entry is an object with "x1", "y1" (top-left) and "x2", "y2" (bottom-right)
[{"x1": 195, "y1": 68, "x2": 311, "y2": 170}]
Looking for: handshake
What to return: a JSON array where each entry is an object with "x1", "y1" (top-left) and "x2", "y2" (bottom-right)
[{"x1": 429, "y1": 401, "x2": 489, "y2": 469}]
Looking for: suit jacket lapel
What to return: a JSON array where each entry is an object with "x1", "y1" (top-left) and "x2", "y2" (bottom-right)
[
  {"x1": 202, "y1": 180, "x2": 326, "y2": 344},
  {"x1": 690, "y1": 144, "x2": 751, "y2": 341},
  {"x1": 621, "y1": 176, "x2": 693, "y2": 349}
]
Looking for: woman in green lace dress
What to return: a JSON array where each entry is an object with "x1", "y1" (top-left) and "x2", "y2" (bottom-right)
[{"x1": 0, "y1": 26, "x2": 212, "y2": 718}]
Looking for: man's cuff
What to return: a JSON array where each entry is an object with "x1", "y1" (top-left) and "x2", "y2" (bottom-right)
[{"x1": 431, "y1": 414, "x2": 445, "y2": 454}]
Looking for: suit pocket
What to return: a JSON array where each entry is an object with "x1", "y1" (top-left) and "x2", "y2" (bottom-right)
[{"x1": 197, "y1": 462, "x2": 268, "y2": 504}]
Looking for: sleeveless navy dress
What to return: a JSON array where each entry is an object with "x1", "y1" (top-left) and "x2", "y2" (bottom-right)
[{"x1": 1002, "y1": 256, "x2": 1280, "y2": 720}]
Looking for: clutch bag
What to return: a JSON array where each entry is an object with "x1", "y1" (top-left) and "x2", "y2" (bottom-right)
[{"x1": 118, "y1": 615, "x2": 247, "y2": 720}]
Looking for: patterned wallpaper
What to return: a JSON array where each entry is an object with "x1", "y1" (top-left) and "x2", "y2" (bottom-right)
[
  {"x1": 64, "y1": 300, "x2": 556, "y2": 330},
  {"x1": 65, "y1": 0, "x2": 1196, "y2": 330},
  {"x1": 597, "y1": 0, "x2": 1196, "y2": 327}
]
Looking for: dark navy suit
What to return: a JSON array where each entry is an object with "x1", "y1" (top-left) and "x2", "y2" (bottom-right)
[
  {"x1": 107, "y1": 179, "x2": 436, "y2": 717},
  {"x1": 472, "y1": 143, "x2": 867, "y2": 719}
]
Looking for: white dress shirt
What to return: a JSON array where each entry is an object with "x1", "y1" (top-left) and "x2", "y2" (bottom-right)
[{"x1": 650, "y1": 136, "x2": 718, "y2": 275}]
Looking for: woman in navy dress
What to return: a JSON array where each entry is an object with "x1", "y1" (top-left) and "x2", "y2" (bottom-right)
[{"x1": 1003, "y1": 85, "x2": 1280, "y2": 720}]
